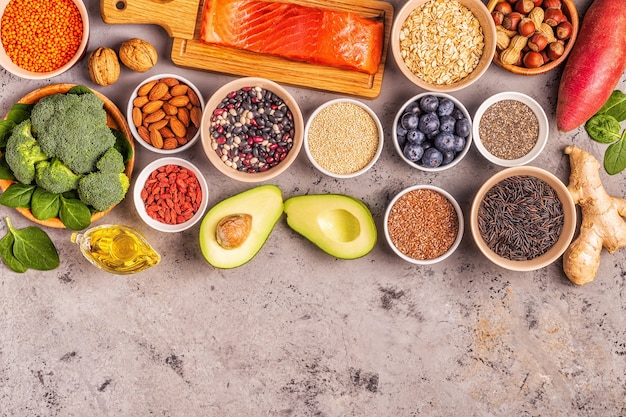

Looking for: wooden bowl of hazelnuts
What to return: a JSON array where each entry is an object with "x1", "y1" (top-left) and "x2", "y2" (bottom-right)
[{"x1": 488, "y1": 0, "x2": 578, "y2": 75}]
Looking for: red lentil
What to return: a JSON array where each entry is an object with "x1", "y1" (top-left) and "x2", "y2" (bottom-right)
[
  {"x1": 1, "y1": 0, "x2": 83, "y2": 73},
  {"x1": 141, "y1": 164, "x2": 203, "y2": 225}
]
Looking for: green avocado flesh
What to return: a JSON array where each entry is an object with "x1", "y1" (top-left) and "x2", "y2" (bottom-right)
[
  {"x1": 284, "y1": 194, "x2": 377, "y2": 260},
  {"x1": 199, "y1": 184, "x2": 283, "y2": 269}
]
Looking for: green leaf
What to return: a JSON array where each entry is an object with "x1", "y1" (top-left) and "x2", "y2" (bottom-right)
[
  {"x1": 604, "y1": 132, "x2": 626, "y2": 175},
  {"x1": 6, "y1": 103, "x2": 33, "y2": 124},
  {"x1": 67, "y1": 85, "x2": 93, "y2": 95},
  {"x1": 59, "y1": 195, "x2": 92, "y2": 230},
  {"x1": 0, "y1": 156, "x2": 16, "y2": 180},
  {"x1": 0, "y1": 231, "x2": 27, "y2": 273},
  {"x1": 31, "y1": 188, "x2": 60, "y2": 220},
  {"x1": 585, "y1": 114, "x2": 622, "y2": 144},
  {"x1": 112, "y1": 128, "x2": 134, "y2": 164},
  {"x1": 5, "y1": 217, "x2": 59, "y2": 271},
  {"x1": 0, "y1": 183, "x2": 36, "y2": 208},
  {"x1": 597, "y1": 90, "x2": 626, "y2": 122},
  {"x1": 0, "y1": 120, "x2": 16, "y2": 148}
]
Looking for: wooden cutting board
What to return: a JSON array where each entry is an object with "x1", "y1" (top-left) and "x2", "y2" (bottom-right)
[{"x1": 100, "y1": 0, "x2": 394, "y2": 98}]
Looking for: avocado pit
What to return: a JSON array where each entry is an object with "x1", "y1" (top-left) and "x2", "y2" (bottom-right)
[{"x1": 216, "y1": 213, "x2": 253, "y2": 249}]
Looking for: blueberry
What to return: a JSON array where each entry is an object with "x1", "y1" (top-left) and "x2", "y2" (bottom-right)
[
  {"x1": 396, "y1": 133, "x2": 407, "y2": 150},
  {"x1": 419, "y1": 112, "x2": 440, "y2": 135},
  {"x1": 401, "y1": 112, "x2": 419, "y2": 130},
  {"x1": 405, "y1": 101, "x2": 421, "y2": 115},
  {"x1": 403, "y1": 143, "x2": 424, "y2": 162},
  {"x1": 453, "y1": 135, "x2": 466, "y2": 153},
  {"x1": 437, "y1": 98, "x2": 455, "y2": 116},
  {"x1": 406, "y1": 129, "x2": 426, "y2": 145},
  {"x1": 439, "y1": 115, "x2": 456, "y2": 133},
  {"x1": 451, "y1": 107, "x2": 465, "y2": 120},
  {"x1": 421, "y1": 147, "x2": 443, "y2": 168},
  {"x1": 434, "y1": 131, "x2": 456, "y2": 153},
  {"x1": 419, "y1": 95, "x2": 439, "y2": 113},
  {"x1": 396, "y1": 123, "x2": 408, "y2": 138},
  {"x1": 422, "y1": 140, "x2": 433, "y2": 150},
  {"x1": 442, "y1": 150, "x2": 456, "y2": 165},
  {"x1": 455, "y1": 118, "x2": 471, "y2": 137}
]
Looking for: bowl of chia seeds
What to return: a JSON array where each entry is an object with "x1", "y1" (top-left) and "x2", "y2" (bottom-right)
[
  {"x1": 472, "y1": 92, "x2": 548, "y2": 167},
  {"x1": 384, "y1": 185, "x2": 464, "y2": 265},
  {"x1": 304, "y1": 98, "x2": 383, "y2": 179},
  {"x1": 200, "y1": 77, "x2": 304, "y2": 183},
  {"x1": 470, "y1": 166, "x2": 576, "y2": 271}
]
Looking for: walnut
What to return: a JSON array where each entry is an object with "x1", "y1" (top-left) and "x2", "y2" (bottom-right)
[
  {"x1": 87, "y1": 47, "x2": 120, "y2": 86},
  {"x1": 119, "y1": 38, "x2": 158, "y2": 72}
]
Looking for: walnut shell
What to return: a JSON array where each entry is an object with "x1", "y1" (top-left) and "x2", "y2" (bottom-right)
[
  {"x1": 119, "y1": 38, "x2": 158, "y2": 72},
  {"x1": 88, "y1": 47, "x2": 120, "y2": 86}
]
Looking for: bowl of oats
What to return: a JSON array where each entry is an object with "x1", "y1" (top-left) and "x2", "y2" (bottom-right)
[{"x1": 391, "y1": 0, "x2": 497, "y2": 92}]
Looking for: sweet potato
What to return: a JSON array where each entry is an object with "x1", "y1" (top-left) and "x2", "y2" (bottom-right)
[{"x1": 555, "y1": 0, "x2": 626, "y2": 132}]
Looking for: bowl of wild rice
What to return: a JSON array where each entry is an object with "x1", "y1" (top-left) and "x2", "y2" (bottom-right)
[
  {"x1": 391, "y1": 0, "x2": 496, "y2": 92},
  {"x1": 470, "y1": 166, "x2": 576, "y2": 271},
  {"x1": 384, "y1": 185, "x2": 464, "y2": 265},
  {"x1": 304, "y1": 98, "x2": 383, "y2": 179},
  {"x1": 472, "y1": 92, "x2": 548, "y2": 167}
]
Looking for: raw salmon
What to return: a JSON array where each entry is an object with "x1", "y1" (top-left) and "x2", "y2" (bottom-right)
[{"x1": 199, "y1": 0, "x2": 384, "y2": 75}]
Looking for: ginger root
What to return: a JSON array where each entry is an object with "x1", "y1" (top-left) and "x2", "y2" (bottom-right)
[{"x1": 563, "y1": 146, "x2": 626, "y2": 285}]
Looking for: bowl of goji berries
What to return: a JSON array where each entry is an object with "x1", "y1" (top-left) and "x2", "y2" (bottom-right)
[
  {"x1": 0, "y1": 0, "x2": 89, "y2": 79},
  {"x1": 133, "y1": 157, "x2": 209, "y2": 233}
]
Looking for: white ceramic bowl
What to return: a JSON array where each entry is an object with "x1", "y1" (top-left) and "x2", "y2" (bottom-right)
[
  {"x1": 472, "y1": 92, "x2": 548, "y2": 167},
  {"x1": 0, "y1": 0, "x2": 89, "y2": 79},
  {"x1": 384, "y1": 185, "x2": 464, "y2": 265},
  {"x1": 127, "y1": 73, "x2": 205, "y2": 154},
  {"x1": 393, "y1": 92, "x2": 472, "y2": 172},
  {"x1": 133, "y1": 157, "x2": 209, "y2": 233},
  {"x1": 304, "y1": 98, "x2": 383, "y2": 179}
]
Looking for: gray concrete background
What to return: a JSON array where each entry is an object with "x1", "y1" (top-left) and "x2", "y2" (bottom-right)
[{"x1": 2, "y1": 0, "x2": 626, "y2": 416}]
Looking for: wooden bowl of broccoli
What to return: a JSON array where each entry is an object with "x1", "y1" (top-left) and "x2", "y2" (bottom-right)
[{"x1": 0, "y1": 84, "x2": 135, "y2": 229}]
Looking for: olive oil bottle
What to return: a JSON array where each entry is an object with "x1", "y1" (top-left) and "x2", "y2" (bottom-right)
[{"x1": 71, "y1": 224, "x2": 160, "y2": 274}]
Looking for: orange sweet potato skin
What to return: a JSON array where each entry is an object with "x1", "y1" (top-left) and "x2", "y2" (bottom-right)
[{"x1": 555, "y1": 0, "x2": 626, "y2": 132}]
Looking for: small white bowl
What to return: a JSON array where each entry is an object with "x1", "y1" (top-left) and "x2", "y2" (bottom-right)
[
  {"x1": 127, "y1": 73, "x2": 205, "y2": 154},
  {"x1": 393, "y1": 92, "x2": 472, "y2": 172},
  {"x1": 304, "y1": 98, "x2": 383, "y2": 178},
  {"x1": 133, "y1": 157, "x2": 209, "y2": 233},
  {"x1": 0, "y1": 0, "x2": 89, "y2": 79},
  {"x1": 472, "y1": 92, "x2": 548, "y2": 167},
  {"x1": 384, "y1": 185, "x2": 464, "y2": 265}
]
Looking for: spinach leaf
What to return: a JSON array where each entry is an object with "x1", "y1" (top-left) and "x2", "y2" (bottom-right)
[
  {"x1": 112, "y1": 128, "x2": 134, "y2": 164},
  {"x1": 604, "y1": 132, "x2": 626, "y2": 175},
  {"x1": 0, "y1": 183, "x2": 36, "y2": 208},
  {"x1": 4, "y1": 217, "x2": 59, "y2": 271},
  {"x1": 0, "y1": 157, "x2": 16, "y2": 180},
  {"x1": 31, "y1": 187, "x2": 60, "y2": 220},
  {"x1": 68, "y1": 85, "x2": 93, "y2": 95},
  {"x1": 585, "y1": 114, "x2": 622, "y2": 144},
  {"x1": 59, "y1": 195, "x2": 92, "y2": 230},
  {"x1": 0, "y1": 231, "x2": 27, "y2": 273},
  {"x1": 597, "y1": 90, "x2": 626, "y2": 122},
  {"x1": 0, "y1": 120, "x2": 16, "y2": 147},
  {"x1": 6, "y1": 103, "x2": 33, "y2": 124}
]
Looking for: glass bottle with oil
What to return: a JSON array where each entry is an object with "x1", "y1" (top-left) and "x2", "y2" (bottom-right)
[{"x1": 71, "y1": 224, "x2": 161, "y2": 274}]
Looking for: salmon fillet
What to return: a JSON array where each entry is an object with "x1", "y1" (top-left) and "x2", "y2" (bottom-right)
[{"x1": 199, "y1": 0, "x2": 384, "y2": 75}]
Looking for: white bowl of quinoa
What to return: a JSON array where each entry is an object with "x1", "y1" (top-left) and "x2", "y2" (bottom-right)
[
  {"x1": 304, "y1": 98, "x2": 383, "y2": 179},
  {"x1": 391, "y1": 0, "x2": 496, "y2": 92},
  {"x1": 384, "y1": 185, "x2": 464, "y2": 265}
]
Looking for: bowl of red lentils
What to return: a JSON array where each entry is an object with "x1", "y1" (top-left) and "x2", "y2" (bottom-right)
[
  {"x1": 0, "y1": 0, "x2": 88, "y2": 79},
  {"x1": 200, "y1": 77, "x2": 304, "y2": 183},
  {"x1": 384, "y1": 185, "x2": 464, "y2": 265},
  {"x1": 304, "y1": 98, "x2": 383, "y2": 179},
  {"x1": 391, "y1": 0, "x2": 496, "y2": 92},
  {"x1": 133, "y1": 157, "x2": 209, "y2": 233},
  {"x1": 472, "y1": 91, "x2": 548, "y2": 167}
]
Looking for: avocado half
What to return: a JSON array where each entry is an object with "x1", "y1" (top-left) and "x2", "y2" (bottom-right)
[
  {"x1": 199, "y1": 184, "x2": 283, "y2": 269},
  {"x1": 284, "y1": 194, "x2": 377, "y2": 259}
]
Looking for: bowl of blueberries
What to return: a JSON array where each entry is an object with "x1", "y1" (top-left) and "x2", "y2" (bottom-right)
[{"x1": 393, "y1": 93, "x2": 472, "y2": 171}]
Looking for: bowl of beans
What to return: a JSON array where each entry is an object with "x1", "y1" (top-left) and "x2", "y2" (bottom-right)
[
  {"x1": 393, "y1": 93, "x2": 472, "y2": 171},
  {"x1": 472, "y1": 91, "x2": 548, "y2": 167},
  {"x1": 391, "y1": 0, "x2": 497, "y2": 92},
  {"x1": 200, "y1": 77, "x2": 304, "y2": 183},
  {"x1": 127, "y1": 74, "x2": 205, "y2": 154},
  {"x1": 304, "y1": 98, "x2": 383, "y2": 179},
  {"x1": 133, "y1": 157, "x2": 209, "y2": 233},
  {"x1": 0, "y1": 0, "x2": 89, "y2": 79},
  {"x1": 470, "y1": 166, "x2": 576, "y2": 271},
  {"x1": 488, "y1": 0, "x2": 578, "y2": 75},
  {"x1": 384, "y1": 185, "x2": 464, "y2": 265}
]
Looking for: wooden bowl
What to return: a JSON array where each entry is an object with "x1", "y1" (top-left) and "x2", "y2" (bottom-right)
[
  {"x1": 0, "y1": 84, "x2": 135, "y2": 228},
  {"x1": 488, "y1": 0, "x2": 579, "y2": 75}
]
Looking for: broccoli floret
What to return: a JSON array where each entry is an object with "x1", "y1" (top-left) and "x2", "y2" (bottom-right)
[
  {"x1": 4, "y1": 120, "x2": 49, "y2": 184},
  {"x1": 30, "y1": 92, "x2": 116, "y2": 174},
  {"x1": 35, "y1": 157, "x2": 81, "y2": 194},
  {"x1": 96, "y1": 147, "x2": 125, "y2": 174},
  {"x1": 77, "y1": 171, "x2": 130, "y2": 212}
]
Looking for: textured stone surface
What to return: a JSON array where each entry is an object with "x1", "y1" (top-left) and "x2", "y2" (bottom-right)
[{"x1": 1, "y1": 0, "x2": 625, "y2": 416}]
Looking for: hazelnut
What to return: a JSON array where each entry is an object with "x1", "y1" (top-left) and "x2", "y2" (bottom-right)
[
  {"x1": 87, "y1": 47, "x2": 120, "y2": 87},
  {"x1": 119, "y1": 38, "x2": 158, "y2": 72}
]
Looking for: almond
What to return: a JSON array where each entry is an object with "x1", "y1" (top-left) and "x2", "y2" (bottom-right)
[
  {"x1": 169, "y1": 95, "x2": 190, "y2": 107},
  {"x1": 162, "y1": 102, "x2": 178, "y2": 116},
  {"x1": 132, "y1": 107, "x2": 143, "y2": 127},
  {"x1": 137, "y1": 79, "x2": 158, "y2": 96},
  {"x1": 187, "y1": 89, "x2": 201, "y2": 107},
  {"x1": 142, "y1": 100, "x2": 164, "y2": 114},
  {"x1": 163, "y1": 137, "x2": 178, "y2": 150},
  {"x1": 176, "y1": 136, "x2": 188, "y2": 146},
  {"x1": 170, "y1": 84, "x2": 189, "y2": 96},
  {"x1": 159, "y1": 126, "x2": 175, "y2": 138},
  {"x1": 161, "y1": 77, "x2": 180, "y2": 87},
  {"x1": 190, "y1": 106, "x2": 202, "y2": 128},
  {"x1": 133, "y1": 95, "x2": 149, "y2": 108},
  {"x1": 150, "y1": 129, "x2": 164, "y2": 148},
  {"x1": 148, "y1": 119, "x2": 169, "y2": 131},
  {"x1": 169, "y1": 117, "x2": 187, "y2": 138},
  {"x1": 137, "y1": 125, "x2": 150, "y2": 143},
  {"x1": 148, "y1": 81, "x2": 169, "y2": 101},
  {"x1": 144, "y1": 109, "x2": 166, "y2": 124},
  {"x1": 177, "y1": 107, "x2": 190, "y2": 127}
]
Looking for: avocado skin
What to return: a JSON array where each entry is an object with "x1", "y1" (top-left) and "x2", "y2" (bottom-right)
[
  {"x1": 284, "y1": 194, "x2": 377, "y2": 260},
  {"x1": 199, "y1": 184, "x2": 283, "y2": 269}
]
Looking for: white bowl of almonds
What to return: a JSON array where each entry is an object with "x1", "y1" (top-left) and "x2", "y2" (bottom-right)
[{"x1": 127, "y1": 73, "x2": 205, "y2": 154}]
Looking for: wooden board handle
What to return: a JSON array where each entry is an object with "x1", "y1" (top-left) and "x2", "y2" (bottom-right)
[{"x1": 100, "y1": 0, "x2": 201, "y2": 40}]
